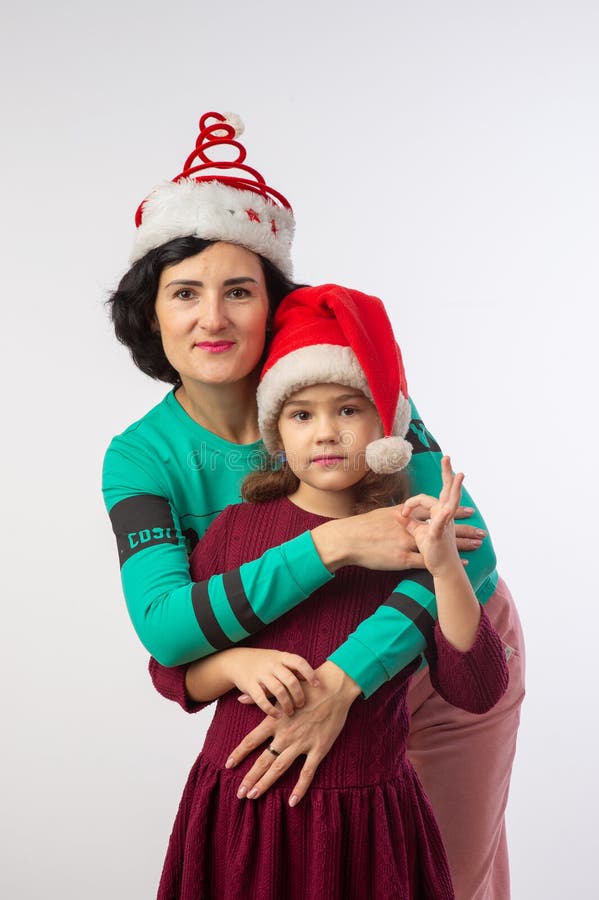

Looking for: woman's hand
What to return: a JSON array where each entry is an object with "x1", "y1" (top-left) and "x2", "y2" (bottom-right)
[
  {"x1": 185, "y1": 648, "x2": 319, "y2": 718},
  {"x1": 311, "y1": 493, "x2": 485, "y2": 573},
  {"x1": 225, "y1": 661, "x2": 361, "y2": 806},
  {"x1": 399, "y1": 456, "x2": 465, "y2": 577}
]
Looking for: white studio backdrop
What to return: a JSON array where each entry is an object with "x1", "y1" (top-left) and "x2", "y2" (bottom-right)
[{"x1": 1, "y1": 1, "x2": 597, "y2": 897}]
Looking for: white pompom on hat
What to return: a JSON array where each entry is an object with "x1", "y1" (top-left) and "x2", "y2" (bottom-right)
[
  {"x1": 130, "y1": 111, "x2": 295, "y2": 277},
  {"x1": 257, "y1": 284, "x2": 413, "y2": 474}
]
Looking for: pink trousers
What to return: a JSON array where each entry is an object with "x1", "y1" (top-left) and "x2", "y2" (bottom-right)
[{"x1": 406, "y1": 578, "x2": 525, "y2": 900}]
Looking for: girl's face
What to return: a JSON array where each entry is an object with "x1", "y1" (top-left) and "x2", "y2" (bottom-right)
[
  {"x1": 154, "y1": 242, "x2": 270, "y2": 388},
  {"x1": 277, "y1": 383, "x2": 383, "y2": 515}
]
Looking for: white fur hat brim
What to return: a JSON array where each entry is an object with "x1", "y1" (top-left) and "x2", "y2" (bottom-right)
[
  {"x1": 131, "y1": 179, "x2": 295, "y2": 277},
  {"x1": 257, "y1": 343, "x2": 412, "y2": 473}
]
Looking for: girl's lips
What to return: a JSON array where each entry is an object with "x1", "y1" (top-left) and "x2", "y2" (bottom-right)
[
  {"x1": 194, "y1": 341, "x2": 235, "y2": 353},
  {"x1": 311, "y1": 456, "x2": 346, "y2": 466}
]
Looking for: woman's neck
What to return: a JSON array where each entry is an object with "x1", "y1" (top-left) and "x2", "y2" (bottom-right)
[
  {"x1": 286, "y1": 483, "x2": 357, "y2": 519},
  {"x1": 175, "y1": 375, "x2": 261, "y2": 445}
]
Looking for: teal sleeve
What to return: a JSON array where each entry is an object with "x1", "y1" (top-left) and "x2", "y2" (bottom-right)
[
  {"x1": 103, "y1": 445, "x2": 333, "y2": 667},
  {"x1": 328, "y1": 399, "x2": 499, "y2": 697}
]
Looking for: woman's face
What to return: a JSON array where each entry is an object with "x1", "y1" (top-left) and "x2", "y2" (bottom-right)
[{"x1": 154, "y1": 242, "x2": 270, "y2": 387}]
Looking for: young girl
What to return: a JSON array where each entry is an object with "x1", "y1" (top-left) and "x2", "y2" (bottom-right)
[{"x1": 150, "y1": 283, "x2": 509, "y2": 899}]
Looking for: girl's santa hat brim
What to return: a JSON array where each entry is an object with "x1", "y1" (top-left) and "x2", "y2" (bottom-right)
[
  {"x1": 257, "y1": 343, "x2": 412, "y2": 474},
  {"x1": 130, "y1": 179, "x2": 295, "y2": 277}
]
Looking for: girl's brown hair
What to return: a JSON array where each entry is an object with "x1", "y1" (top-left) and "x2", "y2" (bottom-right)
[{"x1": 241, "y1": 457, "x2": 408, "y2": 514}]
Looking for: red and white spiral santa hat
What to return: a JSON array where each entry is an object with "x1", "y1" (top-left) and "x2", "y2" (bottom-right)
[
  {"x1": 257, "y1": 284, "x2": 413, "y2": 474},
  {"x1": 130, "y1": 111, "x2": 295, "y2": 277}
]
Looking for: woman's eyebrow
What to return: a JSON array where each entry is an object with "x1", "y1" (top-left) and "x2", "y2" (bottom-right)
[
  {"x1": 223, "y1": 277, "x2": 258, "y2": 286},
  {"x1": 162, "y1": 276, "x2": 258, "y2": 288}
]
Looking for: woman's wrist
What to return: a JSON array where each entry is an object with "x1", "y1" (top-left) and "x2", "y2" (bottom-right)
[
  {"x1": 310, "y1": 520, "x2": 353, "y2": 572},
  {"x1": 315, "y1": 660, "x2": 362, "y2": 705}
]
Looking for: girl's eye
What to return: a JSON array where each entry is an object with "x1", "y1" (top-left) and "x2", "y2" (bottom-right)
[
  {"x1": 291, "y1": 411, "x2": 311, "y2": 422},
  {"x1": 340, "y1": 406, "x2": 358, "y2": 416}
]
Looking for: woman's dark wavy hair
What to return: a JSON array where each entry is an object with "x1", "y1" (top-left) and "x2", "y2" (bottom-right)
[{"x1": 107, "y1": 236, "x2": 302, "y2": 384}]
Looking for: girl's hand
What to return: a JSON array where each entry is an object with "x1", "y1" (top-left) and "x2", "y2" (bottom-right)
[
  {"x1": 225, "y1": 661, "x2": 360, "y2": 806},
  {"x1": 399, "y1": 456, "x2": 465, "y2": 577},
  {"x1": 311, "y1": 493, "x2": 485, "y2": 574},
  {"x1": 226, "y1": 648, "x2": 320, "y2": 718}
]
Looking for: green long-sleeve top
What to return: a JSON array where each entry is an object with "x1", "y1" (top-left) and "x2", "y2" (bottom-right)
[{"x1": 102, "y1": 389, "x2": 498, "y2": 697}]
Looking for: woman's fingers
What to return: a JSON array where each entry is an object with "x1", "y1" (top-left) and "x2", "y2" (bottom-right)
[
  {"x1": 288, "y1": 753, "x2": 322, "y2": 807},
  {"x1": 225, "y1": 719, "x2": 275, "y2": 769},
  {"x1": 239, "y1": 746, "x2": 297, "y2": 799}
]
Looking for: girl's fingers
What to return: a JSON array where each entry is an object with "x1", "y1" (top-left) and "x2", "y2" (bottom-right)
[
  {"x1": 259, "y1": 676, "x2": 296, "y2": 716},
  {"x1": 401, "y1": 494, "x2": 434, "y2": 516},
  {"x1": 273, "y1": 666, "x2": 306, "y2": 709},
  {"x1": 283, "y1": 655, "x2": 320, "y2": 688},
  {"x1": 252, "y1": 688, "x2": 284, "y2": 718}
]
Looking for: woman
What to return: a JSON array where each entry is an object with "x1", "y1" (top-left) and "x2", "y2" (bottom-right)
[{"x1": 103, "y1": 111, "x2": 524, "y2": 898}]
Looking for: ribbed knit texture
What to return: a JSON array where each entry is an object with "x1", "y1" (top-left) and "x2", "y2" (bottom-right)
[{"x1": 154, "y1": 498, "x2": 508, "y2": 900}]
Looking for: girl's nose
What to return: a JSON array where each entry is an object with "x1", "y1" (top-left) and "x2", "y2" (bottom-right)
[{"x1": 314, "y1": 416, "x2": 339, "y2": 443}]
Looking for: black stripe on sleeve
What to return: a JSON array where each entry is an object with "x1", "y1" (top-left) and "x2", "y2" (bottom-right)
[
  {"x1": 191, "y1": 581, "x2": 235, "y2": 651},
  {"x1": 405, "y1": 419, "x2": 442, "y2": 454},
  {"x1": 399, "y1": 569, "x2": 435, "y2": 592},
  {"x1": 109, "y1": 494, "x2": 179, "y2": 566},
  {"x1": 383, "y1": 592, "x2": 436, "y2": 646},
  {"x1": 222, "y1": 570, "x2": 265, "y2": 635}
]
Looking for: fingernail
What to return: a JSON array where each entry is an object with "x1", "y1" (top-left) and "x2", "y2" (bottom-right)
[
  {"x1": 237, "y1": 785, "x2": 248, "y2": 798},
  {"x1": 463, "y1": 507, "x2": 475, "y2": 513},
  {"x1": 247, "y1": 788, "x2": 258, "y2": 799},
  {"x1": 476, "y1": 530, "x2": 487, "y2": 538},
  {"x1": 225, "y1": 757, "x2": 235, "y2": 769},
  {"x1": 289, "y1": 794, "x2": 298, "y2": 807}
]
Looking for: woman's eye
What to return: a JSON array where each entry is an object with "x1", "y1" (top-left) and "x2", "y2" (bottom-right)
[
  {"x1": 227, "y1": 287, "x2": 250, "y2": 300},
  {"x1": 174, "y1": 288, "x2": 196, "y2": 301}
]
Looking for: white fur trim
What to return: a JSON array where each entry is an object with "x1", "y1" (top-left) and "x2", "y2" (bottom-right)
[
  {"x1": 221, "y1": 112, "x2": 244, "y2": 137},
  {"x1": 130, "y1": 179, "x2": 295, "y2": 276},
  {"x1": 365, "y1": 436, "x2": 412, "y2": 473}
]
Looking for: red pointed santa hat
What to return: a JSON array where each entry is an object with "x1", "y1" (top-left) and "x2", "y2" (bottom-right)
[
  {"x1": 257, "y1": 284, "x2": 413, "y2": 474},
  {"x1": 130, "y1": 111, "x2": 295, "y2": 277}
]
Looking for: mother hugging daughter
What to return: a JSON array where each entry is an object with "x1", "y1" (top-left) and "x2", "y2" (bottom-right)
[{"x1": 103, "y1": 111, "x2": 525, "y2": 899}]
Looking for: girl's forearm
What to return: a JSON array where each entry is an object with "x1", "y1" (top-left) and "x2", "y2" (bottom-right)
[
  {"x1": 433, "y1": 562, "x2": 481, "y2": 652},
  {"x1": 184, "y1": 651, "x2": 238, "y2": 702}
]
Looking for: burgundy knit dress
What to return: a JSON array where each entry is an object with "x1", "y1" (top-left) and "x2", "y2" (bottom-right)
[{"x1": 150, "y1": 498, "x2": 509, "y2": 900}]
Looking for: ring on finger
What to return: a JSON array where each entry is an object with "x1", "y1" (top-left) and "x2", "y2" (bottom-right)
[{"x1": 267, "y1": 744, "x2": 281, "y2": 757}]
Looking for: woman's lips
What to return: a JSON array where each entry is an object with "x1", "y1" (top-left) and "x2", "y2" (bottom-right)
[{"x1": 194, "y1": 341, "x2": 235, "y2": 353}]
